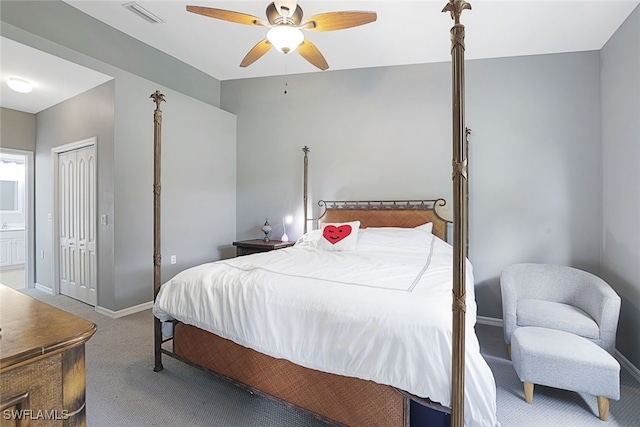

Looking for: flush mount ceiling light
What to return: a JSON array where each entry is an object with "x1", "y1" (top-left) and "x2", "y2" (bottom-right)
[{"x1": 7, "y1": 77, "x2": 33, "y2": 93}]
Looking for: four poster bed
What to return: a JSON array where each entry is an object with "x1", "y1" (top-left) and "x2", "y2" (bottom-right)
[
  {"x1": 152, "y1": 2, "x2": 491, "y2": 426},
  {"x1": 153, "y1": 198, "x2": 498, "y2": 426}
]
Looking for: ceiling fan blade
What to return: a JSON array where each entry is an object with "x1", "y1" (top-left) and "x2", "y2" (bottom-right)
[
  {"x1": 301, "y1": 11, "x2": 377, "y2": 32},
  {"x1": 297, "y1": 40, "x2": 329, "y2": 71},
  {"x1": 240, "y1": 39, "x2": 273, "y2": 68},
  {"x1": 186, "y1": 5, "x2": 268, "y2": 27}
]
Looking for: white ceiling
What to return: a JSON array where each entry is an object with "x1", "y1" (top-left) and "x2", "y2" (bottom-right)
[
  {"x1": 1, "y1": 1, "x2": 638, "y2": 114},
  {"x1": 65, "y1": 0, "x2": 639, "y2": 81}
]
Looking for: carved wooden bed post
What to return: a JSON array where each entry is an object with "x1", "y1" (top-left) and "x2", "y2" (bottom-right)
[
  {"x1": 443, "y1": 1, "x2": 471, "y2": 426},
  {"x1": 151, "y1": 90, "x2": 166, "y2": 372},
  {"x1": 302, "y1": 146, "x2": 310, "y2": 234}
]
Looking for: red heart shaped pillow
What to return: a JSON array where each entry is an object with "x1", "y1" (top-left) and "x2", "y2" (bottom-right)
[
  {"x1": 319, "y1": 221, "x2": 360, "y2": 251},
  {"x1": 322, "y1": 224, "x2": 352, "y2": 245}
]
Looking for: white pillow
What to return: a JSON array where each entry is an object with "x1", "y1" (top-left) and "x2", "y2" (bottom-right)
[
  {"x1": 294, "y1": 229, "x2": 322, "y2": 247},
  {"x1": 414, "y1": 222, "x2": 433, "y2": 234},
  {"x1": 357, "y1": 226, "x2": 432, "y2": 250},
  {"x1": 318, "y1": 221, "x2": 360, "y2": 251}
]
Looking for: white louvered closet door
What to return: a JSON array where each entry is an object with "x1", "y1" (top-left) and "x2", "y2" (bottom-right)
[{"x1": 58, "y1": 145, "x2": 97, "y2": 305}]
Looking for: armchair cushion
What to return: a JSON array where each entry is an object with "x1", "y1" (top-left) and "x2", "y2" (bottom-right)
[{"x1": 517, "y1": 299, "x2": 600, "y2": 339}]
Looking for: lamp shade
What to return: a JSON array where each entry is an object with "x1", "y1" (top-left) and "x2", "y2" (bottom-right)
[
  {"x1": 281, "y1": 215, "x2": 293, "y2": 242},
  {"x1": 267, "y1": 26, "x2": 304, "y2": 54}
]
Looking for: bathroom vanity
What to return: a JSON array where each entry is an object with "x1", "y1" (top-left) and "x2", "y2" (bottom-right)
[{"x1": 0, "y1": 228, "x2": 25, "y2": 269}]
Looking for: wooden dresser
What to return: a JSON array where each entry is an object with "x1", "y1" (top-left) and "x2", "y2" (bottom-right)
[{"x1": 0, "y1": 285, "x2": 96, "y2": 426}]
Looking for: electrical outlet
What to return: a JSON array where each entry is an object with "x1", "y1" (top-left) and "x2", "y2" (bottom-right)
[
  {"x1": 170, "y1": 255, "x2": 176, "y2": 264},
  {"x1": 100, "y1": 214, "x2": 108, "y2": 225},
  {"x1": 40, "y1": 250, "x2": 45, "y2": 259}
]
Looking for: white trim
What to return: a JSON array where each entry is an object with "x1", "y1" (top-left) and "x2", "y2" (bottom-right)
[
  {"x1": 95, "y1": 301, "x2": 153, "y2": 319},
  {"x1": 52, "y1": 137, "x2": 96, "y2": 154},
  {"x1": 475, "y1": 316, "x2": 640, "y2": 384},
  {"x1": 476, "y1": 315, "x2": 503, "y2": 327},
  {"x1": 0, "y1": 148, "x2": 34, "y2": 289},
  {"x1": 616, "y1": 350, "x2": 640, "y2": 385},
  {"x1": 34, "y1": 282, "x2": 53, "y2": 295}
]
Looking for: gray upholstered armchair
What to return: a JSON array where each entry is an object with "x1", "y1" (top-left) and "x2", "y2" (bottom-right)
[{"x1": 500, "y1": 263, "x2": 621, "y2": 356}]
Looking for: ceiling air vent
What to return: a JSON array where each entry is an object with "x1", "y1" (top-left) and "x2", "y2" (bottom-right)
[{"x1": 122, "y1": 2, "x2": 165, "y2": 24}]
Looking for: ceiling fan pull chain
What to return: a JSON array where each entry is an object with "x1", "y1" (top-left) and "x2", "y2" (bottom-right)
[{"x1": 284, "y1": 62, "x2": 289, "y2": 94}]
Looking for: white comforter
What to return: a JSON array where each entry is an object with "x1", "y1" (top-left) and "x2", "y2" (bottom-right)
[{"x1": 153, "y1": 227, "x2": 498, "y2": 427}]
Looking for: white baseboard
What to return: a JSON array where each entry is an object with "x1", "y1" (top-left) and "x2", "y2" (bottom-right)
[
  {"x1": 476, "y1": 315, "x2": 503, "y2": 327},
  {"x1": 616, "y1": 349, "x2": 640, "y2": 385},
  {"x1": 475, "y1": 315, "x2": 640, "y2": 384},
  {"x1": 34, "y1": 282, "x2": 53, "y2": 295},
  {"x1": 96, "y1": 301, "x2": 153, "y2": 319}
]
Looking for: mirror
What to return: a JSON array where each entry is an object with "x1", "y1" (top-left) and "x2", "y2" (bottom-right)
[{"x1": 0, "y1": 180, "x2": 19, "y2": 212}]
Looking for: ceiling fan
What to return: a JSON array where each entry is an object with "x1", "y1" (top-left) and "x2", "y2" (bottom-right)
[{"x1": 186, "y1": 0, "x2": 377, "y2": 71}]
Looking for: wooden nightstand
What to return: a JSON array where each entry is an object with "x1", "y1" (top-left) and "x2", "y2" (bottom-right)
[{"x1": 232, "y1": 239, "x2": 295, "y2": 256}]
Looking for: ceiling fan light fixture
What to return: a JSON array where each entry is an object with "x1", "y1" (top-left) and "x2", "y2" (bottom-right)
[
  {"x1": 267, "y1": 26, "x2": 304, "y2": 54},
  {"x1": 7, "y1": 77, "x2": 33, "y2": 94}
]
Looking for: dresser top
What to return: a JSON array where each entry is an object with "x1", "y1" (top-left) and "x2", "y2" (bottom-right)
[{"x1": 0, "y1": 285, "x2": 96, "y2": 371}]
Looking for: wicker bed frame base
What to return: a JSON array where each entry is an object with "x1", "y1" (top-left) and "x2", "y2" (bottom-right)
[{"x1": 174, "y1": 323, "x2": 408, "y2": 426}]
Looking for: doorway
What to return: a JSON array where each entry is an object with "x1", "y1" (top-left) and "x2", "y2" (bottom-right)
[
  {"x1": 0, "y1": 150, "x2": 30, "y2": 290},
  {"x1": 53, "y1": 138, "x2": 97, "y2": 306}
]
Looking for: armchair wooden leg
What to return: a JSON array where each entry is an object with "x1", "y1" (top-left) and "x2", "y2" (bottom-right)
[
  {"x1": 524, "y1": 382, "x2": 534, "y2": 404},
  {"x1": 507, "y1": 344, "x2": 511, "y2": 360},
  {"x1": 597, "y1": 396, "x2": 610, "y2": 421}
]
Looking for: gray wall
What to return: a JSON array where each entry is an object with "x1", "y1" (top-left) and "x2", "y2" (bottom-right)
[
  {"x1": 3, "y1": 1, "x2": 236, "y2": 312},
  {"x1": 35, "y1": 82, "x2": 116, "y2": 311},
  {"x1": 1, "y1": 108, "x2": 36, "y2": 151},
  {"x1": 34, "y1": 76, "x2": 236, "y2": 312},
  {"x1": 222, "y1": 50, "x2": 602, "y2": 319},
  {"x1": 601, "y1": 5, "x2": 640, "y2": 369},
  {"x1": 466, "y1": 52, "x2": 602, "y2": 316},
  {"x1": 222, "y1": 63, "x2": 453, "y2": 242},
  {"x1": 113, "y1": 75, "x2": 237, "y2": 310},
  {"x1": 0, "y1": 108, "x2": 36, "y2": 290}
]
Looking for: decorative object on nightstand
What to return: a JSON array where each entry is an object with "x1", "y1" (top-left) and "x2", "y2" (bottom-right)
[
  {"x1": 260, "y1": 219, "x2": 272, "y2": 242},
  {"x1": 281, "y1": 215, "x2": 293, "y2": 242},
  {"x1": 232, "y1": 239, "x2": 295, "y2": 256}
]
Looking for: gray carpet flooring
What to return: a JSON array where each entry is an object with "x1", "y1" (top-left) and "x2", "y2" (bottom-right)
[{"x1": 19, "y1": 288, "x2": 640, "y2": 426}]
